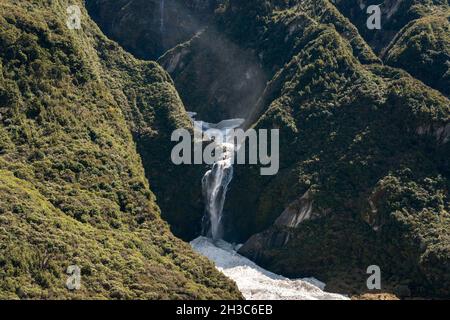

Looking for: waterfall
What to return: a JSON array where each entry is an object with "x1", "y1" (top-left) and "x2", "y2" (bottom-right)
[
  {"x1": 160, "y1": 0, "x2": 165, "y2": 33},
  {"x1": 189, "y1": 113, "x2": 244, "y2": 241},
  {"x1": 202, "y1": 143, "x2": 234, "y2": 240},
  {"x1": 188, "y1": 115, "x2": 349, "y2": 300}
]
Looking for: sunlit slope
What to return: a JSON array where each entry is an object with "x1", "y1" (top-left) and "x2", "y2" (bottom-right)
[
  {"x1": 334, "y1": 0, "x2": 450, "y2": 97},
  {"x1": 0, "y1": 0, "x2": 241, "y2": 299}
]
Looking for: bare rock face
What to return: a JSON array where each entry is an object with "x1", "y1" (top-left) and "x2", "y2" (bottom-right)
[
  {"x1": 239, "y1": 228, "x2": 292, "y2": 261},
  {"x1": 87, "y1": 0, "x2": 221, "y2": 60},
  {"x1": 275, "y1": 190, "x2": 318, "y2": 228},
  {"x1": 416, "y1": 123, "x2": 450, "y2": 144},
  {"x1": 223, "y1": 1, "x2": 450, "y2": 298},
  {"x1": 158, "y1": 29, "x2": 268, "y2": 122},
  {"x1": 86, "y1": 0, "x2": 450, "y2": 298}
]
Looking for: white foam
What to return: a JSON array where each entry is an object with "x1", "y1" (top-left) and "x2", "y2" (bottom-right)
[{"x1": 191, "y1": 237, "x2": 349, "y2": 300}]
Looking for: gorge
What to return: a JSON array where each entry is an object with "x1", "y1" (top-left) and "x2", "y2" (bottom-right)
[
  {"x1": 0, "y1": 0, "x2": 448, "y2": 300},
  {"x1": 190, "y1": 112, "x2": 346, "y2": 299},
  {"x1": 86, "y1": 0, "x2": 450, "y2": 299}
]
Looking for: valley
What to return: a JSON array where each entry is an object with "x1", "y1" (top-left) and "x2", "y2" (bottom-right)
[
  {"x1": 86, "y1": 0, "x2": 450, "y2": 299},
  {"x1": 0, "y1": 0, "x2": 448, "y2": 300}
]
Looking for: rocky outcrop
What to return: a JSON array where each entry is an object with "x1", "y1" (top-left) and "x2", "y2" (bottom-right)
[
  {"x1": 221, "y1": 1, "x2": 450, "y2": 297},
  {"x1": 275, "y1": 190, "x2": 318, "y2": 228},
  {"x1": 417, "y1": 122, "x2": 450, "y2": 144},
  {"x1": 86, "y1": 0, "x2": 450, "y2": 298}
]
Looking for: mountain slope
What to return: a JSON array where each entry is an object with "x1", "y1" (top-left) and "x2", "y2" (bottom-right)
[
  {"x1": 87, "y1": 0, "x2": 220, "y2": 60},
  {"x1": 58, "y1": 0, "x2": 449, "y2": 298},
  {"x1": 0, "y1": 0, "x2": 241, "y2": 299},
  {"x1": 384, "y1": 10, "x2": 450, "y2": 96},
  {"x1": 217, "y1": 2, "x2": 450, "y2": 297},
  {"x1": 158, "y1": 0, "x2": 380, "y2": 123},
  {"x1": 333, "y1": 0, "x2": 449, "y2": 54},
  {"x1": 334, "y1": 0, "x2": 450, "y2": 97}
]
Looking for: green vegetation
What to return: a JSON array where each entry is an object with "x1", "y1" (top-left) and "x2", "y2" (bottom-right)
[
  {"x1": 87, "y1": 0, "x2": 218, "y2": 60},
  {"x1": 157, "y1": 0, "x2": 379, "y2": 123},
  {"x1": 384, "y1": 11, "x2": 450, "y2": 96},
  {"x1": 158, "y1": 29, "x2": 269, "y2": 122},
  {"x1": 0, "y1": 0, "x2": 241, "y2": 299},
  {"x1": 88, "y1": 0, "x2": 449, "y2": 297},
  {"x1": 215, "y1": 0, "x2": 379, "y2": 65},
  {"x1": 217, "y1": 2, "x2": 450, "y2": 297},
  {"x1": 335, "y1": 0, "x2": 450, "y2": 97},
  {"x1": 334, "y1": 0, "x2": 449, "y2": 53},
  {"x1": 1, "y1": 0, "x2": 448, "y2": 300}
]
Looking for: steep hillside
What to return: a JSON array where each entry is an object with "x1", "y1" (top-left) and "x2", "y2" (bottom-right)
[
  {"x1": 333, "y1": 0, "x2": 449, "y2": 53},
  {"x1": 384, "y1": 11, "x2": 450, "y2": 96},
  {"x1": 0, "y1": 0, "x2": 241, "y2": 299},
  {"x1": 217, "y1": 2, "x2": 450, "y2": 297},
  {"x1": 12, "y1": 0, "x2": 450, "y2": 297},
  {"x1": 158, "y1": 0, "x2": 379, "y2": 123},
  {"x1": 26, "y1": 0, "x2": 450, "y2": 299},
  {"x1": 92, "y1": 0, "x2": 378, "y2": 124},
  {"x1": 334, "y1": 0, "x2": 450, "y2": 97},
  {"x1": 158, "y1": 28, "x2": 268, "y2": 122}
]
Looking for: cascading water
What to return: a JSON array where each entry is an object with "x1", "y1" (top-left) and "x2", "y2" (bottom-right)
[
  {"x1": 188, "y1": 113, "x2": 348, "y2": 300},
  {"x1": 201, "y1": 143, "x2": 234, "y2": 240},
  {"x1": 189, "y1": 113, "x2": 244, "y2": 241}
]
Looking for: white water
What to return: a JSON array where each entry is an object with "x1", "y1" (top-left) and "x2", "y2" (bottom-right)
[
  {"x1": 191, "y1": 237, "x2": 349, "y2": 300},
  {"x1": 202, "y1": 153, "x2": 234, "y2": 240},
  {"x1": 189, "y1": 113, "x2": 244, "y2": 240},
  {"x1": 189, "y1": 113, "x2": 347, "y2": 300}
]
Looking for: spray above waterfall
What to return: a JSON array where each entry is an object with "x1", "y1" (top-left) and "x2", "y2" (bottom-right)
[{"x1": 160, "y1": 0, "x2": 165, "y2": 33}]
